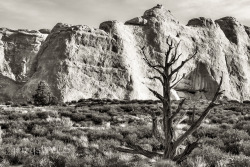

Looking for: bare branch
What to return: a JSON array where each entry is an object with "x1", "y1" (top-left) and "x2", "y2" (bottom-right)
[
  {"x1": 170, "y1": 53, "x2": 182, "y2": 65},
  {"x1": 170, "y1": 74, "x2": 186, "y2": 89},
  {"x1": 166, "y1": 35, "x2": 175, "y2": 48},
  {"x1": 115, "y1": 144, "x2": 162, "y2": 159},
  {"x1": 171, "y1": 71, "x2": 179, "y2": 83},
  {"x1": 174, "y1": 76, "x2": 223, "y2": 148},
  {"x1": 173, "y1": 139, "x2": 200, "y2": 163},
  {"x1": 149, "y1": 76, "x2": 164, "y2": 85},
  {"x1": 165, "y1": 36, "x2": 175, "y2": 64},
  {"x1": 170, "y1": 48, "x2": 198, "y2": 77},
  {"x1": 141, "y1": 47, "x2": 165, "y2": 76},
  {"x1": 171, "y1": 99, "x2": 186, "y2": 120},
  {"x1": 169, "y1": 41, "x2": 181, "y2": 64},
  {"x1": 148, "y1": 87, "x2": 164, "y2": 103}
]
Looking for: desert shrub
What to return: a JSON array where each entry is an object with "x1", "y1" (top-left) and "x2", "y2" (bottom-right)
[
  {"x1": 2, "y1": 144, "x2": 25, "y2": 165},
  {"x1": 155, "y1": 160, "x2": 178, "y2": 167},
  {"x1": 107, "y1": 108, "x2": 119, "y2": 117},
  {"x1": 219, "y1": 129, "x2": 250, "y2": 154},
  {"x1": 23, "y1": 112, "x2": 38, "y2": 120},
  {"x1": 91, "y1": 114, "x2": 111, "y2": 125},
  {"x1": 220, "y1": 129, "x2": 250, "y2": 142},
  {"x1": 0, "y1": 159, "x2": 10, "y2": 167},
  {"x1": 61, "y1": 103, "x2": 67, "y2": 107},
  {"x1": 219, "y1": 123, "x2": 232, "y2": 129},
  {"x1": 92, "y1": 116, "x2": 103, "y2": 125},
  {"x1": 241, "y1": 124, "x2": 250, "y2": 135},
  {"x1": 37, "y1": 111, "x2": 49, "y2": 119},
  {"x1": 70, "y1": 100, "x2": 77, "y2": 104},
  {"x1": 66, "y1": 159, "x2": 85, "y2": 167},
  {"x1": 51, "y1": 130, "x2": 75, "y2": 144},
  {"x1": 229, "y1": 154, "x2": 250, "y2": 167},
  {"x1": 234, "y1": 120, "x2": 250, "y2": 135},
  {"x1": 11, "y1": 103, "x2": 21, "y2": 107},
  {"x1": 23, "y1": 156, "x2": 49, "y2": 167},
  {"x1": 234, "y1": 120, "x2": 250, "y2": 129},
  {"x1": 136, "y1": 126, "x2": 152, "y2": 139},
  {"x1": 94, "y1": 139, "x2": 120, "y2": 151},
  {"x1": 5, "y1": 101, "x2": 13, "y2": 105},
  {"x1": 23, "y1": 154, "x2": 66, "y2": 167},
  {"x1": 202, "y1": 137, "x2": 225, "y2": 149},
  {"x1": 125, "y1": 134, "x2": 138, "y2": 144},
  {"x1": 8, "y1": 112, "x2": 21, "y2": 120},
  {"x1": 193, "y1": 126, "x2": 222, "y2": 139},
  {"x1": 209, "y1": 115, "x2": 223, "y2": 124},
  {"x1": 60, "y1": 117, "x2": 73, "y2": 128},
  {"x1": 181, "y1": 156, "x2": 207, "y2": 167},
  {"x1": 70, "y1": 113, "x2": 86, "y2": 122},
  {"x1": 238, "y1": 140, "x2": 250, "y2": 156},
  {"x1": 94, "y1": 106, "x2": 111, "y2": 113},
  {"x1": 21, "y1": 102, "x2": 29, "y2": 106},
  {"x1": 60, "y1": 110, "x2": 73, "y2": 118},
  {"x1": 49, "y1": 154, "x2": 66, "y2": 167},
  {"x1": 87, "y1": 129, "x2": 123, "y2": 142},
  {"x1": 189, "y1": 145, "x2": 227, "y2": 167},
  {"x1": 140, "y1": 137, "x2": 162, "y2": 151},
  {"x1": 120, "y1": 105, "x2": 134, "y2": 112},
  {"x1": 31, "y1": 125, "x2": 48, "y2": 137}
]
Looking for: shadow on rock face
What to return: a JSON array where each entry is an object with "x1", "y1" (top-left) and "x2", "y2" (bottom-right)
[{"x1": 175, "y1": 62, "x2": 219, "y2": 100}]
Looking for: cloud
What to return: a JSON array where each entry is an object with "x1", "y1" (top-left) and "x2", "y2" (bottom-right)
[{"x1": 0, "y1": 0, "x2": 249, "y2": 30}]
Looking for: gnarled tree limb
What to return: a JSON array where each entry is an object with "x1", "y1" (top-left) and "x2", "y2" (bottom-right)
[
  {"x1": 149, "y1": 76, "x2": 164, "y2": 85},
  {"x1": 141, "y1": 47, "x2": 165, "y2": 77},
  {"x1": 170, "y1": 47, "x2": 198, "y2": 77},
  {"x1": 173, "y1": 76, "x2": 223, "y2": 148},
  {"x1": 148, "y1": 87, "x2": 164, "y2": 103},
  {"x1": 170, "y1": 74, "x2": 186, "y2": 89},
  {"x1": 115, "y1": 143, "x2": 162, "y2": 159},
  {"x1": 173, "y1": 139, "x2": 200, "y2": 163},
  {"x1": 169, "y1": 41, "x2": 181, "y2": 64},
  {"x1": 171, "y1": 98, "x2": 186, "y2": 120}
]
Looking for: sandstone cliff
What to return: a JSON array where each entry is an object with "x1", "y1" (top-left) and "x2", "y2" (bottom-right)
[
  {"x1": 0, "y1": 28, "x2": 48, "y2": 101},
  {"x1": 1, "y1": 5, "x2": 250, "y2": 102}
]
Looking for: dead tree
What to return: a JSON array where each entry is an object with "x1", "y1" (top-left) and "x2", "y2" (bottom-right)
[{"x1": 117, "y1": 36, "x2": 223, "y2": 163}]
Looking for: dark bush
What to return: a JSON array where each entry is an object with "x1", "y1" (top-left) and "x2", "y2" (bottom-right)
[
  {"x1": 37, "y1": 112, "x2": 49, "y2": 119},
  {"x1": 120, "y1": 106, "x2": 134, "y2": 112},
  {"x1": 11, "y1": 103, "x2": 21, "y2": 107},
  {"x1": 71, "y1": 113, "x2": 86, "y2": 122},
  {"x1": 33, "y1": 81, "x2": 58, "y2": 106},
  {"x1": 5, "y1": 101, "x2": 13, "y2": 105}
]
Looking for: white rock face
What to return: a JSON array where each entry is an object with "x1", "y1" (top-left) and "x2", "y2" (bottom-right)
[
  {"x1": 1, "y1": 5, "x2": 250, "y2": 102},
  {"x1": 0, "y1": 28, "x2": 47, "y2": 101}
]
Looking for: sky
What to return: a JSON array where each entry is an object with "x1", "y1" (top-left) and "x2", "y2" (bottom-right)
[{"x1": 0, "y1": 0, "x2": 250, "y2": 30}]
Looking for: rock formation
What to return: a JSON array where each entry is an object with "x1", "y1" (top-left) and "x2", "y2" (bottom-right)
[
  {"x1": 0, "y1": 28, "x2": 47, "y2": 101},
  {"x1": 1, "y1": 5, "x2": 250, "y2": 102}
]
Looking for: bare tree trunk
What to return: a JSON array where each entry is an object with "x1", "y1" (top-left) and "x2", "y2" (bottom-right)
[{"x1": 116, "y1": 36, "x2": 223, "y2": 163}]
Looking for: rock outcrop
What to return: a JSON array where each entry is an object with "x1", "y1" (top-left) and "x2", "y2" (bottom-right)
[
  {"x1": 0, "y1": 28, "x2": 48, "y2": 101},
  {"x1": 1, "y1": 5, "x2": 250, "y2": 102}
]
